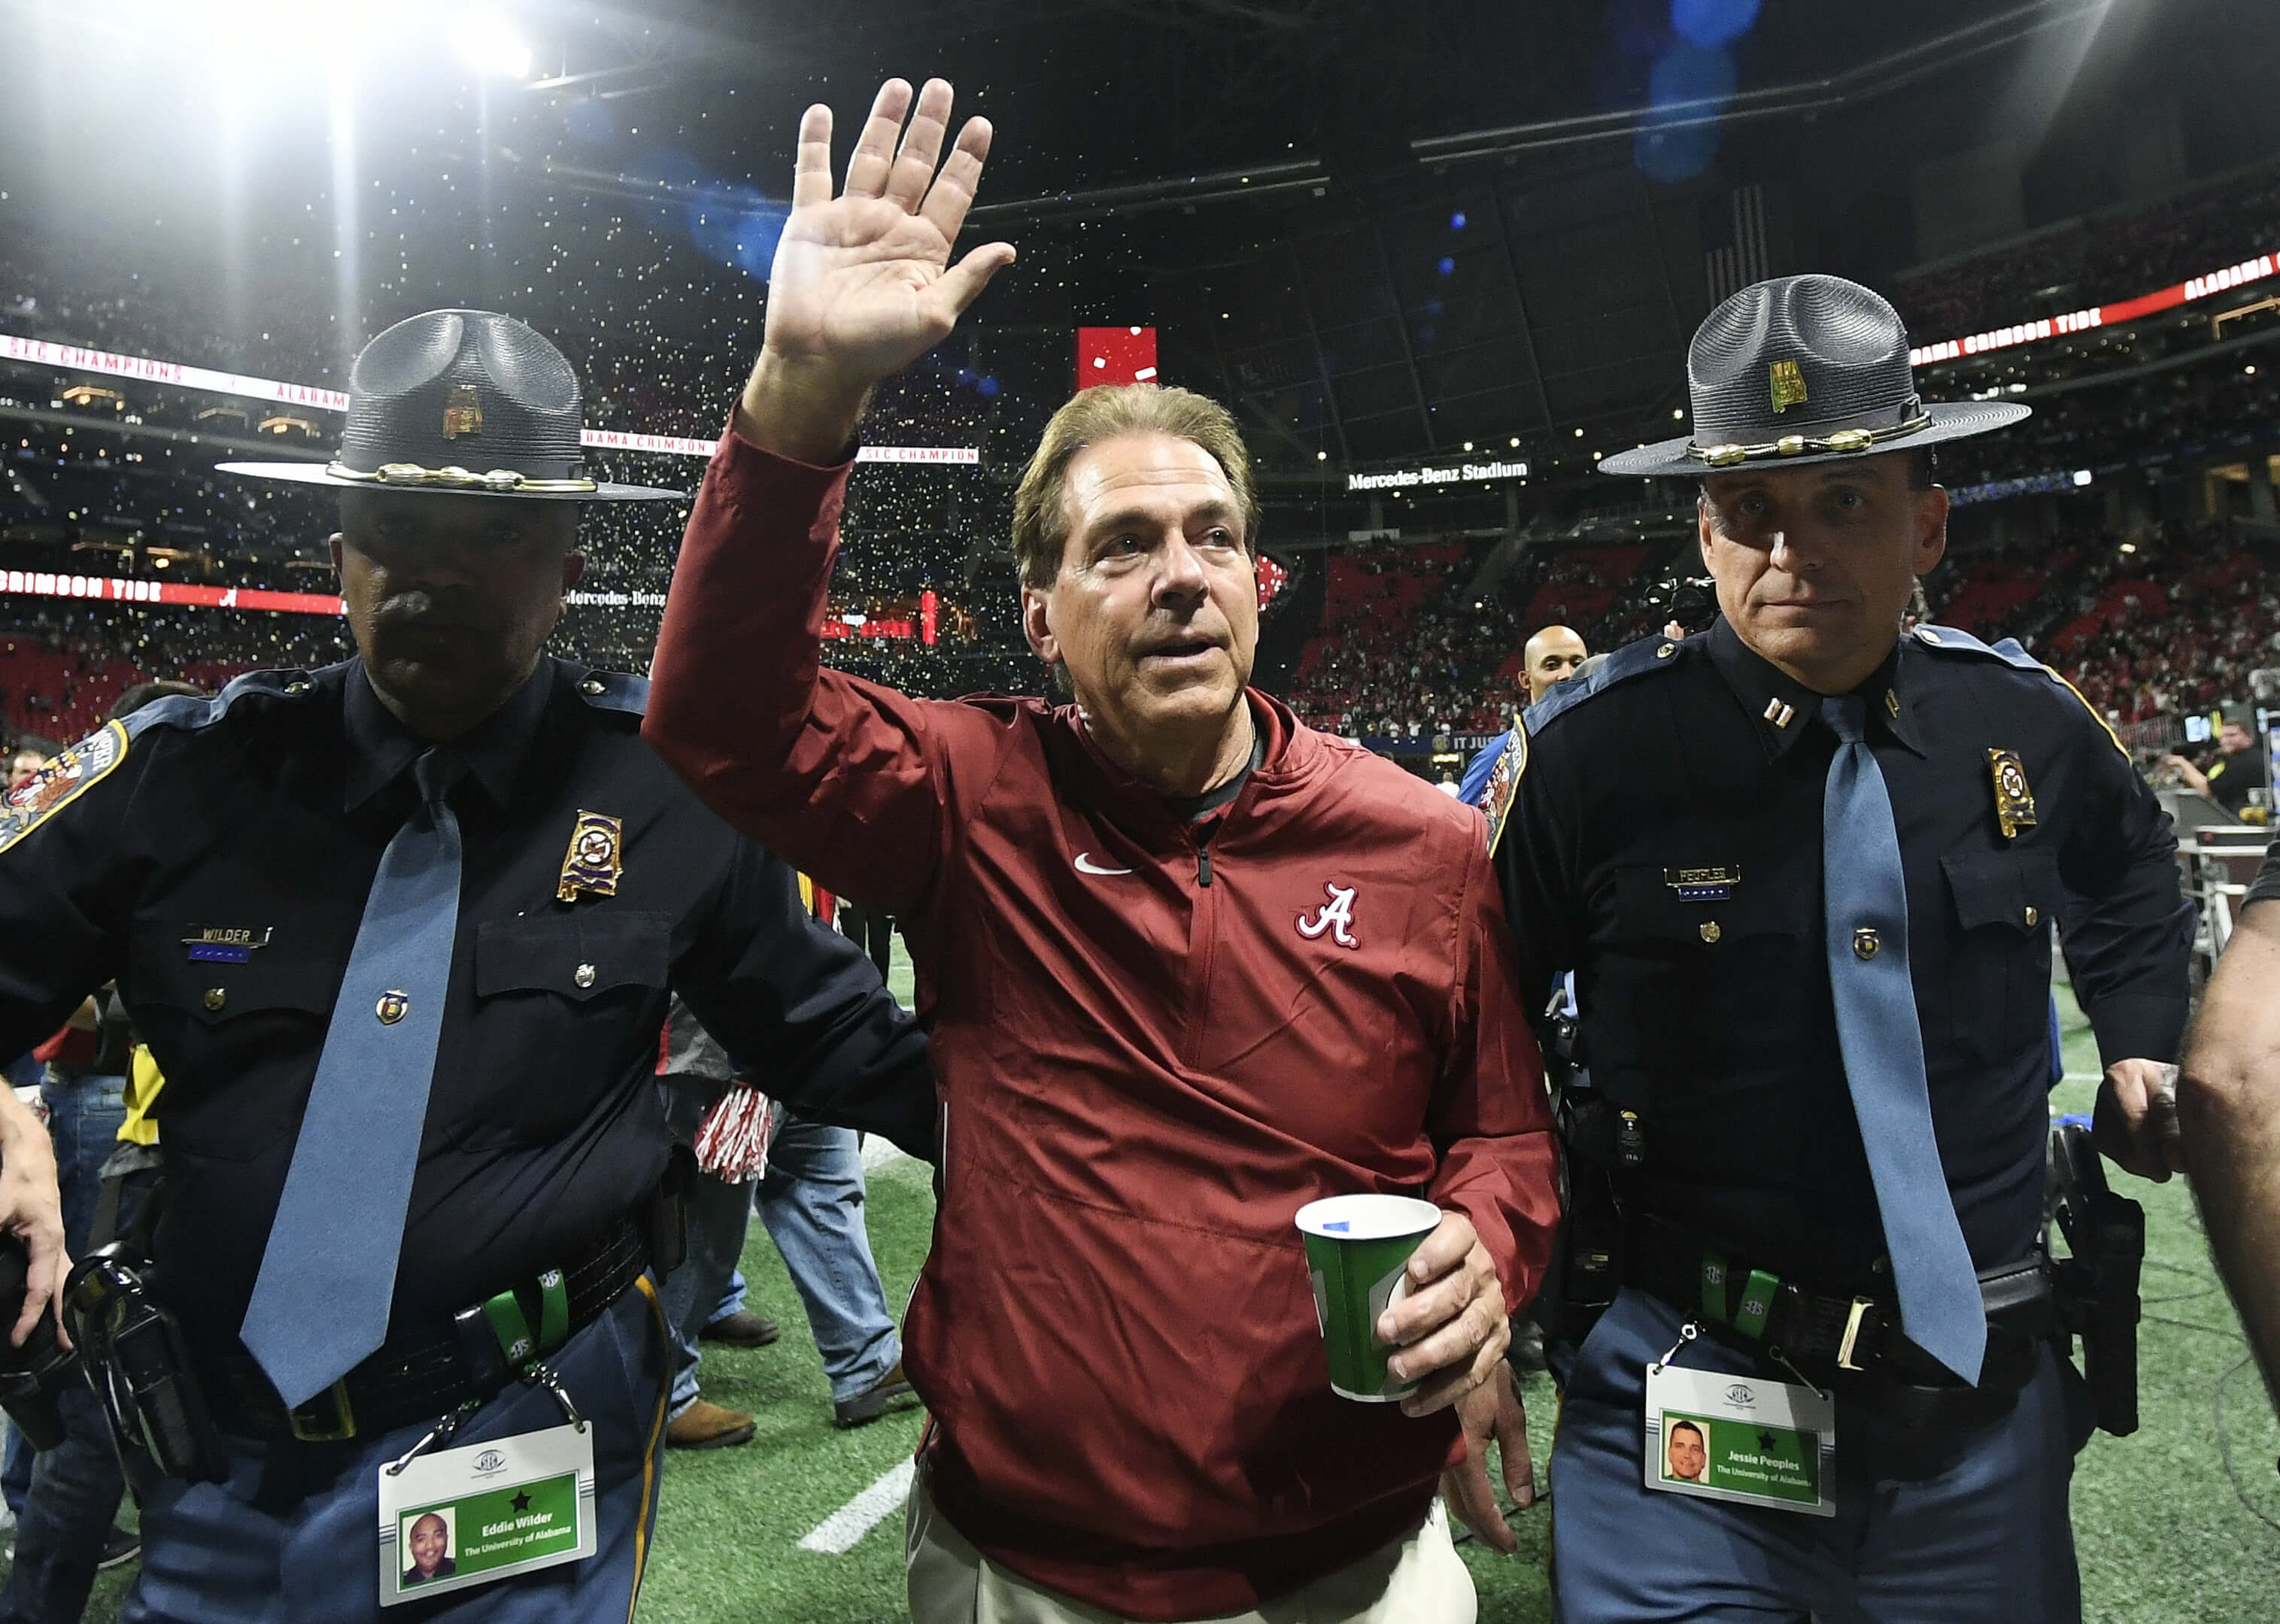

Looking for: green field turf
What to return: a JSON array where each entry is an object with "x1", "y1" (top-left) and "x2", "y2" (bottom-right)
[{"x1": 59, "y1": 964, "x2": 2280, "y2": 1621}]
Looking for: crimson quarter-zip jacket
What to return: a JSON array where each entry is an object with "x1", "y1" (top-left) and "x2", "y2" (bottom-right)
[{"x1": 645, "y1": 428, "x2": 1558, "y2": 1620}]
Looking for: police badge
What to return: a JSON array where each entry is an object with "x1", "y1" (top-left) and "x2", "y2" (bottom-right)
[
  {"x1": 556, "y1": 810, "x2": 624, "y2": 901},
  {"x1": 1768, "y1": 359, "x2": 1809, "y2": 414},
  {"x1": 1988, "y1": 749, "x2": 2037, "y2": 839}
]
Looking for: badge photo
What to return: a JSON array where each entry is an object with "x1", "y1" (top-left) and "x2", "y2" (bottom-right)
[
  {"x1": 1643, "y1": 1357, "x2": 1836, "y2": 1518},
  {"x1": 376, "y1": 1422, "x2": 597, "y2": 1607}
]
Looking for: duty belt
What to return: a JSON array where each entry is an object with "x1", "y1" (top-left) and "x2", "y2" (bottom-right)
[
  {"x1": 206, "y1": 1215, "x2": 649, "y2": 1444},
  {"x1": 1626, "y1": 1213, "x2": 2053, "y2": 1431}
]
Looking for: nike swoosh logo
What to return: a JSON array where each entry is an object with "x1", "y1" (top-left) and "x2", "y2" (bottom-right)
[{"x1": 1073, "y1": 852, "x2": 1134, "y2": 876}]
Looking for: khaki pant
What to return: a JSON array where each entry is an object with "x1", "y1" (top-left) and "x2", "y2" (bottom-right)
[{"x1": 904, "y1": 1476, "x2": 1477, "y2": 1624}]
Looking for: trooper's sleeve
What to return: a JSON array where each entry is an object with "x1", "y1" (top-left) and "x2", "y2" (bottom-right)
[
  {"x1": 1489, "y1": 724, "x2": 1586, "y2": 1031},
  {"x1": 673, "y1": 834, "x2": 937, "y2": 1163},
  {"x1": 2054, "y1": 703, "x2": 2196, "y2": 1067},
  {"x1": 0, "y1": 725, "x2": 158, "y2": 1060}
]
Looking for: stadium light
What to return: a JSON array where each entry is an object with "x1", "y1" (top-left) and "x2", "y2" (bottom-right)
[
  {"x1": 2073, "y1": 470, "x2": 2094, "y2": 487},
  {"x1": 450, "y1": 11, "x2": 535, "y2": 79},
  {"x1": 111, "y1": 0, "x2": 387, "y2": 69}
]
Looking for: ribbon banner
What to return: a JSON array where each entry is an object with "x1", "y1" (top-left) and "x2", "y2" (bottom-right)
[
  {"x1": 1908, "y1": 251, "x2": 2279, "y2": 366},
  {"x1": 0, "y1": 568, "x2": 342, "y2": 616},
  {"x1": 3, "y1": 568, "x2": 933, "y2": 633},
  {"x1": 0, "y1": 335, "x2": 978, "y2": 464}
]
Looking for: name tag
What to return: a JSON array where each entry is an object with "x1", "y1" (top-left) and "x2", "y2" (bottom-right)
[
  {"x1": 1644, "y1": 1360, "x2": 1835, "y2": 1517},
  {"x1": 376, "y1": 1423, "x2": 596, "y2": 1605}
]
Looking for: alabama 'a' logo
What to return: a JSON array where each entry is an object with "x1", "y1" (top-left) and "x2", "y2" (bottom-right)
[{"x1": 1297, "y1": 882, "x2": 1359, "y2": 949}]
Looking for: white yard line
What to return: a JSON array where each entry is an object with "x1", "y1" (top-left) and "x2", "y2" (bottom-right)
[{"x1": 797, "y1": 1457, "x2": 916, "y2": 1555}]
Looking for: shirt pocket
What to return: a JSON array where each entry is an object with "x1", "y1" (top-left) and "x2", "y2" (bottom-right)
[
  {"x1": 1941, "y1": 848, "x2": 2062, "y2": 1067},
  {"x1": 125, "y1": 922, "x2": 342, "y2": 1164},
  {"x1": 1596, "y1": 864, "x2": 1805, "y2": 1082},
  {"x1": 463, "y1": 909, "x2": 675, "y2": 1145}
]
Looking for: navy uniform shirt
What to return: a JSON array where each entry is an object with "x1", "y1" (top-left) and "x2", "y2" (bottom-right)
[
  {"x1": 1492, "y1": 615, "x2": 2193, "y2": 1286},
  {"x1": 0, "y1": 655, "x2": 933, "y2": 1361}
]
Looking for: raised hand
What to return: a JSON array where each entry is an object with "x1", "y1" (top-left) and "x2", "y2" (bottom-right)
[{"x1": 740, "y1": 78, "x2": 1016, "y2": 462}]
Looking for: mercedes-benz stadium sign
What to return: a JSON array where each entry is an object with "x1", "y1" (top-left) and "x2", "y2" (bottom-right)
[{"x1": 1344, "y1": 457, "x2": 1529, "y2": 492}]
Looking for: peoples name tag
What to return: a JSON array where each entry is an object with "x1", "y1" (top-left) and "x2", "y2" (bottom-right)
[
  {"x1": 376, "y1": 1422, "x2": 596, "y2": 1606},
  {"x1": 1643, "y1": 1361, "x2": 1835, "y2": 1517}
]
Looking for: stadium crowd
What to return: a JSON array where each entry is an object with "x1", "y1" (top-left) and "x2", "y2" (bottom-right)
[{"x1": 1891, "y1": 161, "x2": 2280, "y2": 341}]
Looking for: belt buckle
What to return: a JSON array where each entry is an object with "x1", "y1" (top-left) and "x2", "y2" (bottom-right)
[
  {"x1": 288, "y1": 1380, "x2": 357, "y2": 1443},
  {"x1": 1837, "y1": 1296, "x2": 1877, "y2": 1373}
]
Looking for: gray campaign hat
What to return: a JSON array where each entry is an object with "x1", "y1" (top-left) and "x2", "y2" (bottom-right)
[
  {"x1": 1599, "y1": 274, "x2": 2028, "y2": 479},
  {"x1": 217, "y1": 309, "x2": 681, "y2": 502}
]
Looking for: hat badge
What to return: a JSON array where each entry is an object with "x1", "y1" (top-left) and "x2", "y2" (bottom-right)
[
  {"x1": 1768, "y1": 359, "x2": 1808, "y2": 414},
  {"x1": 442, "y1": 383, "x2": 482, "y2": 441}
]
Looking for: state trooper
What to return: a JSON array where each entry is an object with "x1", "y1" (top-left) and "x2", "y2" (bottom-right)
[
  {"x1": 1486, "y1": 274, "x2": 2192, "y2": 1621},
  {"x1": 0, "y1": 308, "x2": 934, "y2": 1622}
]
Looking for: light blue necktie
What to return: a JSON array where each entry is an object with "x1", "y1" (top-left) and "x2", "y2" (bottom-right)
[
  {"x1": 241, "y1": 749, "x2": 466, "y2": 1410},
  {"x1": 1820, "y1": 695, "x2": 1986, "y2": 1386}
]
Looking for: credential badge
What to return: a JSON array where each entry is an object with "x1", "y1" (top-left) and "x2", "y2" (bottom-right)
[
  {"x1": 557, "y1": 809, "x2": 624, "y2": 902},
  {"x1": 1988, "y1": 748, "x2": 2037, "y2": 839}
]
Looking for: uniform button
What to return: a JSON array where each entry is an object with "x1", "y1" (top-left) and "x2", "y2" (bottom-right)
[
  {"x1": 1656, "y1": 642, "x2": 1677, "y2": 659},
  {"x1": 1699, "y1": 921, "x2": 1721, "y2": 944},
  {"x1": 284, "y1": 679, "x2": 314, "y2": 696},
  {"x1": 581, "y1": 677, "x2": 607, "y2": 696},
  {"x1": 2024, "y1": 905, "x2": 2039, "y2": 927},
  {"x1": 376, "y1": 991, "x2": 410, "y2": 1024},
  {"x1": 202, "y1": 988, "x2": 226, "y2": 1012},
  {"x1": 574, "y1": 963, "x2": 597, "y2": 988},
  {"x1": 1853, "y1": 927, "x2": 1880, "y2": 961}
]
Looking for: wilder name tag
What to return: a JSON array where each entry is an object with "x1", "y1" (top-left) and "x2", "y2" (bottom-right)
[
  {"x1": 1643, "y1": 1361, "x2": 1835, "y2": 1517},
  {"x1": 376, "y1": 1424, "x2": 596, "y2": 1606}
]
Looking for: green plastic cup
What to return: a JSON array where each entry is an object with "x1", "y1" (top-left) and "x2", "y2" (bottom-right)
[{"x1": 1295, "y1": 1193, "x2": 1444, "y2": 1403}]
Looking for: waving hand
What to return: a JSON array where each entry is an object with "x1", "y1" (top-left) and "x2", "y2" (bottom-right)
[{"x1": 740, "y1": 78, "x2": 1016, "y2": 461}]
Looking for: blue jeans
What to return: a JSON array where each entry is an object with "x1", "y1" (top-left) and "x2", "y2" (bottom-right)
[
  {"x1": 754, "y1": 1115, "x2": 900, "y2": 1404},
  {"x1": 657, "y1": 1088, "x2": 757, "y2": 1422},
  {"x1": 2, "y1": 1071, "x2": 127, "y2": 1521},
  {"x1": 657, "y1": 1095, "x2": 899, "y2": 1415},
  {"x1": 0, "y1": 1074, "x2": 139, "y2": 1624}
]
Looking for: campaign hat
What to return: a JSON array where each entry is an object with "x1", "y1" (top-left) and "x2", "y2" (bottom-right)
[
  {"x1": 217, "y1": 308, "x2": 679, "y2": 502},
  {"x1": 1600, "y1": 274, "x2": 2026, "y2": 478}
]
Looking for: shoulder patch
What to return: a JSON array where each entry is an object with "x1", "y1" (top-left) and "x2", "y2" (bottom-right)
[
  {"x1": 0, "y1": 723, "x2": 130, "y2": 858},
  {"x1": 1526, "y1": 633, "x2": 1688, "y2": 733},
  {"x1": 1912, "y1": 623, "x2": 2127, "y2": 756},
  {"x1": 0, "y1": 669, "x2": 319, "y2": 858},
  {"x1": 1479, "y1": 726, "x2": 1528, "y2": 858},
  {"x1": 1457, "y1": 730, "x2": 1507, "y2": 808},
  {"x1": 573, "y1": 669, "x2": 650, "y2": 717}
]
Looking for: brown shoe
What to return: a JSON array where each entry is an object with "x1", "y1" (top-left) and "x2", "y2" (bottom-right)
[
  {"x1": 700, "y1": 1309, "x2": 782, "y2": 1349},
  {"x1": 833, "y1": 1358, "x2": 918, "y2": 1428},
  {"x1": 667, "y1": 1398, "x2": 756, "y2": 1450}
]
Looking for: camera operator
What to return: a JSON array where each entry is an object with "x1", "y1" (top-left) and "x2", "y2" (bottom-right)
[{"x1": 2164, "y1": 714, "x2": 2267, "y2": 818}]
